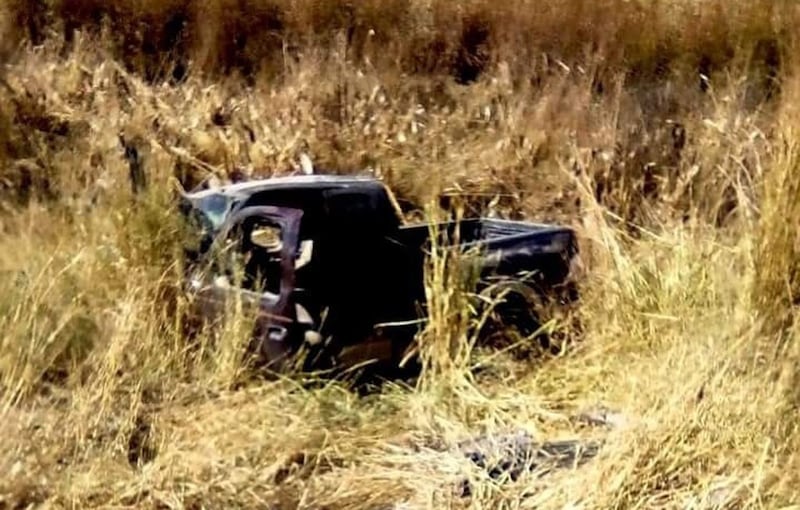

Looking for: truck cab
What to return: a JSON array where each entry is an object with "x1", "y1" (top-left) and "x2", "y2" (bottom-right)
[{"x1": 181, "y1": 175, "x2": 419, "y2": 371}]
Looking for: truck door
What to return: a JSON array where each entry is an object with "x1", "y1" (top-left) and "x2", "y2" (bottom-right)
[
  {"x1": 318, "y1": 189, "x2": 387, "y2": 340},
  {"x1": 204, "y1": 205, "x2": 304, "y2": 372},
  {"x1": 316, "y1": 188, "x2": 412, "y2": 366}
]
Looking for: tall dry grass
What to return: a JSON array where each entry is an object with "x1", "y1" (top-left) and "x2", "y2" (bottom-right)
[
  {"x1": 2, "y1": 1, "x2": 800, "y2": 508},
  {"x1": 19, "y1": 0, "x2": 786, "y2": 87}
]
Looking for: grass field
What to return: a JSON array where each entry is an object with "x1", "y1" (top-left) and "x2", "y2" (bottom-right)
[{"x1": 2, "y1": 1, "x2": 800, "y2": 508}]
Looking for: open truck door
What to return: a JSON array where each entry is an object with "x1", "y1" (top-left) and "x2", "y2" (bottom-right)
[{"x1": 190, "y1": 205, "x2": 304, "y2": 374}]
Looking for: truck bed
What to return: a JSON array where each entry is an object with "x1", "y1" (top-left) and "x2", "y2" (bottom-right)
[
  {"x1": 395, "y1": 218, "x2": 571, "y2": 244},
  {"x1": 390, "y1": 218, "x2": 578, "y2": 288}
]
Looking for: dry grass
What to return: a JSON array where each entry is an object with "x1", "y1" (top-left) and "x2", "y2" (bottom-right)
[{"x1": 2, "y1": 1, "x2": 800, "y2": 508}]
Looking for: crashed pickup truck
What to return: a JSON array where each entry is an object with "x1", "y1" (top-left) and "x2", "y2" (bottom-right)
[{"x1": 179, "y1": 174, "x2": 581, "y2": 373}]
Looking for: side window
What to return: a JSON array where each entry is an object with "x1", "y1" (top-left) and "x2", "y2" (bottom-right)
[
  {"x1": 243, "y1": 190, "x2": 320, "y2": 247},
  {"x1": 241, "y1": 218, "x2": 284, "y2": 295},
  {"x1": 251, "y1": 221, "x2": 313, "y2": 270},
  {"x1": 214, "y1": 218, "x2": 284, "y2": 296},
  {"x1": 323, "y1": 190, "x2": 378, "y2": 234},
  {"x1": 323, "y1": 188, "x2": 400, "y2": 236}
]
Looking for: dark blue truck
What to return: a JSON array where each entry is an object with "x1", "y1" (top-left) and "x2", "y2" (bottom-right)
[{"x1": 179, "y1": 174, "x2": 582, "y2": 374}]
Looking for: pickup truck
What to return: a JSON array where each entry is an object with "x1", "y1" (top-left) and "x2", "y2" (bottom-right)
[{"x1": 179, "y1": 174, "x2": 581, "y2": 374}]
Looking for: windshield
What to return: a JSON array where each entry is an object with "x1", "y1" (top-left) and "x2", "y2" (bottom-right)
[{"x1": 195, "y1": 193, "x2": 234, "y2": 231}]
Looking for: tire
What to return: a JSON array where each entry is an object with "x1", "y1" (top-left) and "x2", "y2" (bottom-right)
[{"x1": 474, "y1": 280, "x2": 555, "y2": 355}]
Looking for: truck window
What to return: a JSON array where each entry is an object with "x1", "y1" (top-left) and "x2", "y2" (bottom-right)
[
  {"x1": 323, "y1": 188, "x2": 399, "y2": 234},
  {"x1": 195, "y1": 193, "x2": 233, "y2": 230},
  {"x1": 242, "y1": 219, "x2": 284, "y2": 295},
  {"x1": 213, "y1": 217, "x2": 284, "y2": 296}
]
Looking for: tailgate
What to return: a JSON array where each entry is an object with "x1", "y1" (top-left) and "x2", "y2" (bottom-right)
[
  {"x1": 461, "y1": 219, "x2": 575, "y2": 254},
  {"x1": 463, "y1": 219, "x2": 578, "y2": 288}
]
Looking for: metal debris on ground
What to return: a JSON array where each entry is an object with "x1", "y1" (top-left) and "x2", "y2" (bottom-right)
[{"x1": 455, "y1": 430, "x2": 601, "y2": 497}]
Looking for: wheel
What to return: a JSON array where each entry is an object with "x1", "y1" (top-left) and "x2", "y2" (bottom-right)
[{"x1": 474, "y1": 280, "x2": 554, "y2": 356}]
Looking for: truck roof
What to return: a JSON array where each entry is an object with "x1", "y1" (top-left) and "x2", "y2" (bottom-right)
[
  {"x1": 181, "y1": 173, "x2": 405, "y2": 233},
  {"x1": 184, "y1": 174, "x2": 382, "y2": 200}
]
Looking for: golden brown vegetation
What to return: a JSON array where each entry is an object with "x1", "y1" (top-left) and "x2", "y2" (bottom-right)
[{"x1": 2, "y1": 1, "x2": 800, "y2": 508}]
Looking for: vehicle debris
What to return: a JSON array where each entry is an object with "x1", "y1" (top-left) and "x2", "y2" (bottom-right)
[
  {"x1": 455, "y1": 430, "x2": 601, "y2": 497},
  {"x1": 178, "y1": 174, "x2": 582, "y2": 374}
]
